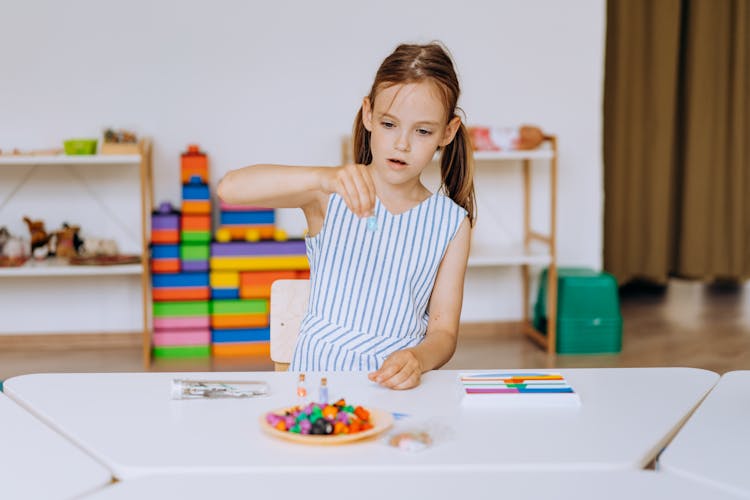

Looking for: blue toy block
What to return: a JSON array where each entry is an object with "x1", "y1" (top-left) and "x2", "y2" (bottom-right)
[
  {"x1": 211, "y1": 327, "x2": 270, "y2": 343},
  {"x1": 152, "y1": 272, "x2": 210, "y2": 289},
  {"x1": 211, "y1": 288, "x2": 240, "y2": 299},
  {"x1": 220, "y1": 211, "x2": 275, "y2": 225},
  {"x1": 182, "y1": 183, "x2": 210, "y2": 201},
  {"x1": 151, "y1": 244, "x2": 180, "y2": 259}
]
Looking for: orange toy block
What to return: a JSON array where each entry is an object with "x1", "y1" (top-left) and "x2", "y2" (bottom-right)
[
  {"x1": 151, "y1": 259, "x2": 181, "y2": 273},
  {"x1": 152, "y1": 229, "x2": 180, "y2": 244},
  {"x1": 212, "y1": 342, "x2": 270, "y2": 357},
  {"x1": 181, "y1": 215, "x2": 211, "y2": 231},
  {"x1": 152, "y1": 288, "x2": 210, "y2": 301},
  {"x1": 239, "y1": 271, "x2": 298, "y2": 298},
  {"x1": 182, "y1": 200, "x2": 211, "y2": 215},
  {"x1": 181, "y1": 144, "x2": 209, "y2": 184},
  {"x1": 211, "y1": 313, "x2": 269, "y2": 329},
  {"x1": 219, "y1": 225, "x2": 275, "y2": 241}
]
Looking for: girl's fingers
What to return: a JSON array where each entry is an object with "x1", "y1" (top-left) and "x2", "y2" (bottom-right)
[
  {"x1": 350, "y1": 167, "x2": 374, "y2": 216},
  {"x1": 338, "y1": 174, "x2": 361, "y2": 216}
]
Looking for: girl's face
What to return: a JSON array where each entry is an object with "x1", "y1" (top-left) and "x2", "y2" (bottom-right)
[{"x1": 363, "y1": 81, "x2": 460, "y2": 187}]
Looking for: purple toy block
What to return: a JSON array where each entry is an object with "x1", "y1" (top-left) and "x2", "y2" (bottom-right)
[
  {"x1": 210, "y1": 240, "x2": 306, "y2": 257},
  {"x1": 182, "y1": 260, "x2": 209, "y2": 272},
  {"x1": 152, "y1": 214, "x2": 180, "y2": 230}
]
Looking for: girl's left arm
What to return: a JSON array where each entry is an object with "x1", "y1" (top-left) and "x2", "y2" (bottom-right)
[{"x1": 368, "y1": 217, "x2": 471, "y2": 389}]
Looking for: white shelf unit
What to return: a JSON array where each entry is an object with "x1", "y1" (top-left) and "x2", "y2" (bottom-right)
[
  {"x1": 0, "y1": 143, "x2": 153, "y2": 364},
  {"x1": 472, "y1": 139, "x2": 559, "y2": 355},
  {"x1": 341, "y1": 136, "x2": 559, "y2": 354}
]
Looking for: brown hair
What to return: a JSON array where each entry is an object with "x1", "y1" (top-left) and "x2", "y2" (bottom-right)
[{"x1": 352, "y1": 42, "x2": 476, "y2": 226}]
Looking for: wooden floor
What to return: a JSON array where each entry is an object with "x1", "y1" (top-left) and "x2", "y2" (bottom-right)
[{"x1": 1, "y1": 279, "x2": 749, "y2": 380}]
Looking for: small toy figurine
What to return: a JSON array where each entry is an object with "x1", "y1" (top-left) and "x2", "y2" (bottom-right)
[
  {"x1": 54, "y1": 223, "x2": 81, "y2": 259},
  {"x1": 23, "y1": 216, "x2": 50, "y2": 259}
]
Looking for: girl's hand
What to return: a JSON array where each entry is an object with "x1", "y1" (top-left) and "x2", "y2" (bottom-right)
[
  {"x1": 368, "y1": 349, "x2": 423, "y2": 390},
  {"x1": 320, "y1": 164, "x2": 376, "y2": 218}
]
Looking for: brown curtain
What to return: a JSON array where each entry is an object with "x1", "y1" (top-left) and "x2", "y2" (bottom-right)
[{"x1": 604, "y1": 0, "x2": 750, "y2": 284}]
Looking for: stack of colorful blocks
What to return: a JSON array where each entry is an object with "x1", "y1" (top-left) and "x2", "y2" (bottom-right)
[
  {"x1": 149, "y1": 146, "x2": 212, "y2": 359},
  {"x1": 210, "y1": 210, "x2": 309, "y2": 357},
  {"x1": 150, "y1": 144, "x2": 310, "y2": 360}
]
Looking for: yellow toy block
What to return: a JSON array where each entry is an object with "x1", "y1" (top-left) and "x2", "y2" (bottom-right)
[
  {"x1": 216, "y1": 228, "x2": 232, "y2": 243},
  {"x1": 273, "y1": 229, "x2": 288, "y2": 242},
  {"x1": 210, "y1": 271, "x2": 239, "y2": 288},
  {"x1": 210, "y1": 255, "x2": 310, "y2": 271}
]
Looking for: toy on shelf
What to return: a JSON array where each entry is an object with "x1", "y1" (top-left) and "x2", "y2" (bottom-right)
[
  {"x1": 53, "y1": 223, "x2": 82, "y2": 258},
  {"x1": 23, "y1": 216, "x2": 50, "y2": 259},
  {"x1": 0, "y1": 226, "x2": 29, "y2": 266},
  {"x1": 468, "y1": 125, "x2": 545, "y2": 151},
  {"x1": 101, "y1": 128, "x2": 139, "y2": 155}
]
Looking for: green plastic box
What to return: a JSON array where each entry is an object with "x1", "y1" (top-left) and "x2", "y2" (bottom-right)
[{"x1": 534, "y1": 267, "x2": 622, "y2": 354}]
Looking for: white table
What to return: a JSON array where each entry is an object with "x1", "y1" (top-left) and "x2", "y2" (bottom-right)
[
  {"x1": 3, "y1": 368, "x2": 717, "y2": 479},
  {"x1": 0, "y1": 392, "x2": 112, "y2": 500},
  {"x1": 77, "y1": 470, "x2": 744, "y2": 500},
  {"x1": 659, "y1": 370, "x2": 750, "y2": 498}
]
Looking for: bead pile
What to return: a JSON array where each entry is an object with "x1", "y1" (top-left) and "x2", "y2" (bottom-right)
[{"x1": 265, "y1": 398, "x2": 373, "y2": 435}]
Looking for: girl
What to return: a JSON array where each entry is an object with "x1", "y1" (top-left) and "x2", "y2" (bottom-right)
[{"x1": 218, "y1": 42, "x2": 475, "y2": 390}]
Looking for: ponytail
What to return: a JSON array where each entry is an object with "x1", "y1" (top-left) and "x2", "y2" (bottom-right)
[
  {"x1": 352, "y1": 106, "x2": 372, "y2": 165},
  {"x1": 440, "y1": 120, "x2": 476, "y2": 226}
]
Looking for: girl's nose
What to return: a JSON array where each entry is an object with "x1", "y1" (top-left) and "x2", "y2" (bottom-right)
[{"x1": 395, "y1": 133, "x2": 410, "y2": 152}]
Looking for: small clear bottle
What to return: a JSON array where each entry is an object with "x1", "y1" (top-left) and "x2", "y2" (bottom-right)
[
  {"x1": 297, "y1": 373, "x2": 308, "y2": 405},
  {"x1": 319, "y1": 377, "x2": 329, "y2": 404},
  {"x1": 171, "y1": 379, "x2": 269, "y2": 399}
]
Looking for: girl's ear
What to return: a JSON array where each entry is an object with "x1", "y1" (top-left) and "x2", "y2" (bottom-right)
[
  {"x1": 440, "y1": 116, "x2": 461, "y2": 147},
  {"x1": 362, "y1": 96, "x2": 373, "y2": 132}
]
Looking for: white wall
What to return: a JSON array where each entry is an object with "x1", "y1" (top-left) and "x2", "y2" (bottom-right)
[{"x1": 0, "y1": 0, "x2": 605, "y2": 331}]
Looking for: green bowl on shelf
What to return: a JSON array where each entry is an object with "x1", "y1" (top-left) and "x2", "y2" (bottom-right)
[{"x1": 63, "y1": 138, "x2": 98, "y2": 155}]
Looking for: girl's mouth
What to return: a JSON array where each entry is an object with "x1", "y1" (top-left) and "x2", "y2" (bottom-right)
[{"x1": 387, "y1": 158, "x2": 408, "y2": 168}]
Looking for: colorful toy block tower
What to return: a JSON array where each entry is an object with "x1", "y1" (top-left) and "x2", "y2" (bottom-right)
[
  {"x1": 210, "y1": 204, "x2": 309, "y2": 358},
  {"x1": 149, "y1": 145, "x2": 212, "y2": 360}
]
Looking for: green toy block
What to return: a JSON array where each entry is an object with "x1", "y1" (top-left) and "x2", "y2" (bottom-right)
[
  {"x1": 181, "y1": 230, "x2": 211, "y2": 243},
  {"x1": 152, "y1": 345, "x2": 211, "y2": 359},
  {"x1": 211, "y1": 299, "x2": 268, "y2": 315},
  {"x1": 180, "y1": 244, "x2": 210, "y2": 261},
  {"x1": 534, "y1": 267, "x2": 622, "y2": 354},
  {"x1": 153, "y1": 301, "x2": 210, "y2": 318}
]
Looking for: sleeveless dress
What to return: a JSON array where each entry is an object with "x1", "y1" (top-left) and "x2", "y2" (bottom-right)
[{"x1": 289, "y1": 191, "x2": 467, "y2": 371}]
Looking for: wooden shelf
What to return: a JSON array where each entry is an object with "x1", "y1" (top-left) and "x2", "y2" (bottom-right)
[
  {"x1": 0, "y1": 259, "x2": 143, "y2": 277},
  {"x1": 473, "y1": 149, "x2": 554, "y2": 161},
  {"x1": 0, "y1": 154, "x2": 141, "y2": 166},
  {"x1": 468, "y1": 242, "x2": 551, "y2": 267}
]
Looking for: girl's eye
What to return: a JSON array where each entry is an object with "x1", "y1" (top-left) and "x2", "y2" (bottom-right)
[
  {"x1": 417, "y1": 128, "x2": 433, "y2": 136},
  {"x1": 381, "y1": 121, "x2": 395, "y2": 128}
]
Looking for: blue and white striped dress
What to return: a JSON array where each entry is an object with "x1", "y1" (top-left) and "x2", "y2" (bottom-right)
[{"x1": 289, "y1": 191, "x2": 467, "y2": 372}]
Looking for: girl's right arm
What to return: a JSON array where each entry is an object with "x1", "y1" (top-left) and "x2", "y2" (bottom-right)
[{"x1": 217, "y1": 164, "x2": 375, "y2": 234}]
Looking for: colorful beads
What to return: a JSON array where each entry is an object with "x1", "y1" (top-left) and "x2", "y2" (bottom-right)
[{"x1": 265, "y1": 399, "x2": 373, "y2": 436}]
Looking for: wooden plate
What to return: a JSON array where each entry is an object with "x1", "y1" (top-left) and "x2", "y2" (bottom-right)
[{"x1": 260, "y1": 407, "x2": 394, "y2": 445}]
